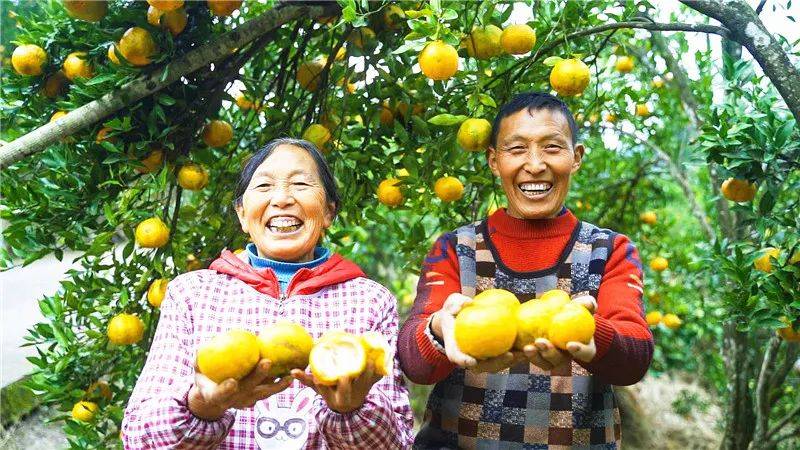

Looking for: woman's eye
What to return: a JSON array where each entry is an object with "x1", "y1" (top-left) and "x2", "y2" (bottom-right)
[{"x1": 256, "y1": 183, "x2": 272, "y2": 189}]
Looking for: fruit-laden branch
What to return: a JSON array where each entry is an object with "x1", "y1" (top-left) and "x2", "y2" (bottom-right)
[
  {"x1": 486, "y1": 20, "x2": 730, "y2": 90},
  {"x1": 0, "y1": 1, "x2": 340, "y2": 170},
  {"x1": 607, "y1": 126, "x2": 716, "y2": 241},
  {"x1": 682, "y1": 0, "x2": 800, "y2": 124}
]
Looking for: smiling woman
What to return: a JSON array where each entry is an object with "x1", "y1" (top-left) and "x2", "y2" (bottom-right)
[{"x1": 122, "y1": 138, "x2": 414, "y2": 449}]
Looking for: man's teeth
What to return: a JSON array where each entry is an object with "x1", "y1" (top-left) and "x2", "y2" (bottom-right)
[{"x1": 519, "y1": 182, "x2": 552, "y2": 193}]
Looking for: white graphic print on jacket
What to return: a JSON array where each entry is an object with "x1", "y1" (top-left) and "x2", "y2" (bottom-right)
[{"x1": 255, "y1": 387, "x2": 315, "y2": 450}]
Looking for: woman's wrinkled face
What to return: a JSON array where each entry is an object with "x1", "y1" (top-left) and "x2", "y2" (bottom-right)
[
  {"x1": 236, "y1": 145, "x2": 334, "y2": 262},
  {"x1": 488, "y1": 108, "x2": 584, "y2": 219}
]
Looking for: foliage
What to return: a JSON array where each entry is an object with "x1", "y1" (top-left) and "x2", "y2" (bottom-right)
[{"x1": 1, "y1": 0, "x2": 799, "y2": 448}]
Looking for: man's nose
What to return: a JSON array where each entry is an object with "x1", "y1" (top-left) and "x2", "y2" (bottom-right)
[{"x1": 523, "y1": 149, "x2": 547, "y2": 173}]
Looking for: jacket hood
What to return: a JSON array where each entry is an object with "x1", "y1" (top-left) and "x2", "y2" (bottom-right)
[{"x1": 209, "y1": 249, "x2": 366, "y2": 298}]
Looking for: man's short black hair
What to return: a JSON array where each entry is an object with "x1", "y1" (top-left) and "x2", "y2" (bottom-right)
[
  {"x1": 490, "y1": 92, "x2": 579, "y2": 147},
  {"x1": 233, "y1": 138, "x2": 340, "y2": 217}
]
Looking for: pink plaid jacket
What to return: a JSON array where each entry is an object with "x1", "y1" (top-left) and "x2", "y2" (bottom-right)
[{"x1": 122, "y1": 252, "x2": 413, "y2": 449}]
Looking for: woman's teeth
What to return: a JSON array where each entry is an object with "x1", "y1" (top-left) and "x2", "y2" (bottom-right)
[
  {"x1": 267, "y1": 217, "x2": 303, "y2": 233},
  {"x1": 519, "y1": 182, "x2": 553, "y2": 197}
]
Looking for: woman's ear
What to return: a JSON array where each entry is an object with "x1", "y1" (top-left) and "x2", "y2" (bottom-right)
[
  {"x1": 571, "y1": 143, "x2": 585, "y2": 174},
  {"x1": 323, "y1": 202, "x2": 336, "y2": 228},
  {"x1": 235, "y1": 202, "x2": 249, "y2": 234}
]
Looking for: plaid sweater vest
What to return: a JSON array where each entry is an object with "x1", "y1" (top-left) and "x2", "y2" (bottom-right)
[{"x1": 415, "y1": 219, "x2": 622, "y2": 449}]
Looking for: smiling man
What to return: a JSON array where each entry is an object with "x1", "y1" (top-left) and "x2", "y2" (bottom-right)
[{"x1": 398, "y1": 92, "x2": 654, "y2": 449}]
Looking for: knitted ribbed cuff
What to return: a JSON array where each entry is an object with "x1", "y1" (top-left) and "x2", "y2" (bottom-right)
[
  {"x1": 416, "y1": 319, "x2": 451, "y2": 365},
  {"x1": 592, "y1": 315, "x2": 616, "y2": 361}
]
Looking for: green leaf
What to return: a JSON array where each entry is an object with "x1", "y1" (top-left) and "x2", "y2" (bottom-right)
[
  {"x1": 543, "y1": 56, "x2": 563, "y2": 67},
  {"x1": 477, "y1": 94, "x2": 496, "y2": 108},
  {"x1": 428, "y1": 114, "x2": 468, "y2": 126}
]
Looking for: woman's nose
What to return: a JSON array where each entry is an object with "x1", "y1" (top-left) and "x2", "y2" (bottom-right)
[{"x1": 270, "y1": 185, "x2": 295, "y2": 207}]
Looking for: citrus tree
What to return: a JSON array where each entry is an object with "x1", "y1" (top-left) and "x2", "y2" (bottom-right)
[{"x1": 1, "y1": 0, "x2": 799, "y2": 448}]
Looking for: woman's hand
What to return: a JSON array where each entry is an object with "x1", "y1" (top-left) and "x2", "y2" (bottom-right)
[
  {"x1": 291, "y1": 364, "x2": 381, "y2": 414},
  {"x1": 188, "y1": 359, "x2": 292, "y2": 421}
]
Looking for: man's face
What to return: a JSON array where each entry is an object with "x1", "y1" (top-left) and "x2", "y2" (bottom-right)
[{"x1": 487, "y1": 108, "x2": 584, "y2": 219}]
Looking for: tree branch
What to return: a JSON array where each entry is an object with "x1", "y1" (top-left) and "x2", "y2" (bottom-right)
[
  {"x1": 0, "y1": 2, "x2": 340, "y2": 170},
  {"x1": 682, "y1": 0, "x2": 800, "y2": 123},
  {"x1": 766, "y1": 401, "x2": 800, "y2": 445},
  {"x1": 752, "y1": 336, "x2": 781, "y2": 444},
  {"x1": 603, "y1": 126, "x2": 716, "y2": 240}
]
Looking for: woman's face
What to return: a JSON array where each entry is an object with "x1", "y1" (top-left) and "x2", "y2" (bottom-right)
[
  {"x1": 236, "y1": 145, "x2": 334, "y2": 262},
  {"x1": 488, "y1": 108, "x2": 583, "y2": 219}
]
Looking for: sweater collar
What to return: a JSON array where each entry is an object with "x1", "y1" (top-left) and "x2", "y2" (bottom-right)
[
  {"x1": 246, "y1": 243, "x2": 330, "y2": 271},
  {"x1": 488, "y1": 206, "x2": 578, "y2": 239}
]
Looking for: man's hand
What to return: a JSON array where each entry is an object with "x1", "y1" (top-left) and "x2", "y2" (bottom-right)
[
  {"x1": 188, "y1": 359, "x2": 292, "y2": 421},
  {"x1": 431, "y1": 293, "x2": 523, "y2": 373},
  {"x1": 291, "y1": 363, "x2": 381, "y2": 414}
]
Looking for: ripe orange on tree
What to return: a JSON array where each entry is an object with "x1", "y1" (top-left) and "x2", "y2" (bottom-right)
[
  {"x1": 207, "y1": 0, "x2": 243, "y2": 17},
  {"x1": 177, "y1": 163, "x2": 209, "y2": 191},
  {"x1": 107, "y1": 313, "x2": 145, "y2": 345},
  {"x1": 721, "y1": 178, "x2": 757, "y2": 202},
  {"x1": 457, "y1": 118, "x2": 492, "y2": 151},
  {"x1": 135, "y1": 217, "x2": 170, "y2": 248},
  {"x1": 147, "y1": 6, "x2": 188, "y2": 37},
  {"x1": 645, "y1": 311, "x2": 663, "y2": 327},
  {"x1": 377, "y1": 178, "x2": 403, "y2": 207},
  {"x1": 549, "y1": 58, "x2": 590, "y2": 97},
  {"x1": 649, "y1": 256, "x2": 668, "y2": 272},
  {"x1": 202, "y1": 119, "x2": 233, "y2": 147},
  {"x1": 777, "y1": 317, "x2": 800, "y2": 342},
  {"x1": 302, "y1": 124, "x2": 331, "y2": 150},
  {"x1": 147, "y1": 0, "x2": 183, "y2": 12},
  {"x1": 463, "y1": 25, "x2": 503, "y2": 59},
  {"x1": 71, "y1": 401, "x2": 99, "y2": 422},
  {"x1": 63, "y1": 51, "x2": 94, "y2": 80},
  {"x1": 147, "y1": 278, "x2": 169, "y2": 308},
  {"x1": 500, "y1": 24, "x2": 536, "y2": 54},
  {"x1": 434, "y1": 176, "x2": 464, "y2": 202},
  {"x1": 136, "y1": 148, "x2": 165, "y2": 174},
  {"x1": 107, "y1": 43, "x2": 121, "y2": 65},
  {"x1": 418, "y1": 40, "x2": 458, "y2": 81},
  {"x1": 662, "y1": 313, "x2": 682, "y2": 330},
  {"x1": 11, "y1": 44, "x2": 47, "y2": 76},
  {"x1": 640, "y1": 211, "x2": 657, "y2": 225},
  {"x1": 42, "y1": 71, "x2": 69, "y2": 98},
  {"x1": 635, "y1": 103, "x2": 650, "y2": 117},
  {"x1": 615, "y1": 55, "x2": 634, "y2": 73},
  {"x1": 754, "y1": 247, "x2": 780, "y2": 273},
  {"x1": 296, "y1": 58, "x2": 325, "y2": 91},
  {"x1": 63, "y1": 0, "x2": 108, "y2": 22},
  {"x1": 118, "y1": 27, "x2": 158, "y2": 67}
]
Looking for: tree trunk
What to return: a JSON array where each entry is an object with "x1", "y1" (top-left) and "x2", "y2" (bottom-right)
[
  {"x1": 682, "y1": 0, "x2": 800, "y2": 124},
  {"x1": 0, "y1": 1, "x2": 339, "y2": 170}
]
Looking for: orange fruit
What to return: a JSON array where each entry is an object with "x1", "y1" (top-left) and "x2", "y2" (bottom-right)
[
  {"x1": 382, "y1": 5, "x2": 405, "y2": 30},
  {"x1": 95, "y1": 127, "x2": 116, "y2": 144},
  {"x1": 377, "y1": 178, "x2": 403, "y2": 207},
  {"x1": 185, "y1": 253, "x2": 203, "y2": 271},
  {"x1": 455, "y1": 303, "x2": 517, "y2": 359},
  {"x1": 257, "y1": 321, "x2": 314, "y2": 378},
  {"x1": 107, "y1": 313, "x2": 145, "y2": 345},
  {"x1": 640, "y1": 211, "x2": 657, "y2": 225},
  {"x1": 118, "y1": 27, "x2": 158, "y2": 66},
  {"x1": 471, "y1": 289, "x2": 520, "y2": 312},
  {"x1": 42, "y1": 71, "x2": 69, "y2": 98},
  {"x1": 134, "y1": 217, "x2": 170, "y2": 248},
  {"x1": 649, "y1": 256, "x2": 668, "y2": 272},
  {"x1": 651, "y1": 77, "x2": 665, "y2": 88},
  {"x1": 64, "y1": 0, "x2": 108, "y2": 22},
  {"x1": 462, "y1": 25, "x2": 502, "y2": 59},
  {"x1": 662, "y1": 313, "x2": 682, "y2": 330},
  {"x1": 379, "y1": 102, "x2": 395, "y2": 126},
  {"x1": 548, "y1": 302, "x2": 596, "y2": 350},
  {"x1": 12, "y1": 44, "x2": 47, "y2": 76},
  {"x1": 136, "y1": 148, "x2": 164, "y2": 174},
  {"x1": 500, "y1": 24, "x2": 536, "y2": 55},
  {"x1": 202, "y1": 119, "x2": 233, "y2": 147},
  {"x1": 296, "y1": 59, "x2": 325, "y2": 91},
  {"x1": 361, "y1": 331, "x2": 393, "y2": 376},
  {"x1": 71, "y1": 401, "x2": 99, "y2": 422},
  {"x1": 721, "y1": 178, "x2": 757, "y2": 202},
  {"x1": 433, "y1": 176, "x2": 464, "y2": 202},
  {"x1": 777, "y1": 317, "x2": 800, "y2": 342},
  {"x1": 604, "y1": 112, "x2": 617, "y2": 123},
  {"x1": 207, "y1": 0, "x2": 242, "y2": 17},
  {"x1": 549, "y1": 58, "x2": 590, "y2": 97},
  {"x1": 754, "y1": 247, "x2": 780, "y2": 273},
  {"x1": 302, "y1": 124, "x2": 331, "y2": 150},
  {"x1": 456, "y1": 118, "x2": 492, "y2": 151},
  {"x1": 309, "y1": 331, "x2": 367, "y2": 385},
  {"x1": 418, "y1": 40, "x2": 458, "y2": 81},
  {"x1": 107, "y1": 43, "x2": 121, "y2": 65},
  {"x1": 347, "y1": 27, "x2": 376, "y2": 50},
  {"x1": 177, "y1": 163, "x2": 209, "y2": 191},
  {"x1": 645, "y1": 311, "x2": 662, "y2": 327},
  {"x1": 635, "y1": 103, "x2": 650, "y2": 117},
  {"x1": 514, "y1": 290, "x2": 571, "y2": 349},
  {"x1": 197, "y1": 329, "x2": 260, "y2": 383},
  {"x1": 63, "y1": 51, "x2": 94, "y2": 80},
  {"x1": 147, "y1": 278, "x2": 169, "y2": 308},
  {"x1": 86, "y1": 380, "x2": 112, "y2": 401},
  {"x1": 615, "y1": 56, "x2": 634, "y2": 73},
  {"x1": 147, "y1": 0, "x2": 183, "y2": 11},
  {"x1": 50, "y1": 110, "x2": 68, "y2": 122},
  {"x1": 147, "y1": 6, "x2": 188, "y2": 36}
]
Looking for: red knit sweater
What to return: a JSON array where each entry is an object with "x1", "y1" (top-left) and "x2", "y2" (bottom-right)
[{"x1": 397, "y1": 208, "x2": 653, "y2": 386}]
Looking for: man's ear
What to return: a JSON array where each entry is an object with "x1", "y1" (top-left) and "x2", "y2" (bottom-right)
[
  {"x1": 235, "y1": 202, "x2": 249, "y2": 234},
  {"x1": 487, "y1": 146, "x2": 501, "y2": 177},
  {"x1": 571, "y1": 143, "x2": 585, "y2": 174}
]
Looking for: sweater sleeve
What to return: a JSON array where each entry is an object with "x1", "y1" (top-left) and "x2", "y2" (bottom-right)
[
  {"x1": 312, "y1": 284, "x2": 414, "y2": 449},
  {"x1": 122, "y1": 283, "x2": 236, "y2": 449},
  {"x1": 578, "y1": 234, "x2": 654, "y2": 385},
  {"x1": 397, "y1": 233, "x2": 462, "y2": 385}
]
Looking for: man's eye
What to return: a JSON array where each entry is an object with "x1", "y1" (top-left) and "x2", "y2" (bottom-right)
[{"x1": 546, "y1": 144, "x2": 562, "y2": 150}]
